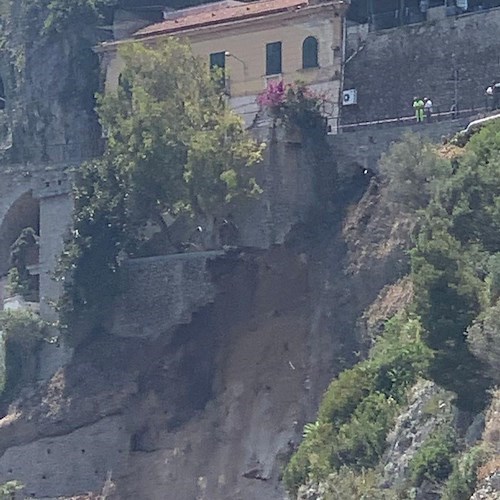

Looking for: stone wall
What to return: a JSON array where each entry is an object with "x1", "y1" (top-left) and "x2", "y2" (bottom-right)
[
  {"x1": 0, "y1": 416, "x2": 128, "y2": 498},
  {"x1": 330, "y1": 118, "x2": 470, "y2": 178},
  {"x1": 233, "y1": 125, "x2": 318, "y2": 249},
  {"x1": 342, "y1": 8, "x2": 500, "y2": 125},
  {"x1": 110, "y1": 251, "x2": 224, "y2": 339}
]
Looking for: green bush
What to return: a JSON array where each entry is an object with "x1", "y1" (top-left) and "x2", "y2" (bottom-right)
[
  {"x1": 371, "y1": 315, "x2": 432, "y2": 400},
  {"x1": 321, "y1": 467, "x2": 399, "y2": 500},
  {"x1": 283, "y1": 421, "x2": 334, "y2": 494},
  {"x1": 284, "y1": 313, "x2": 432, "y2": 495},
  {"x1": 467, "y1": 301, "x2": 500, "y2": 384},
  {"x1": 318, "y1": 362, "x2": 376, "y2": 428},
  {"x1": 332, "y1": 392, "x2": 398, "y2": 470},
  {"x1": 0, "y1": 309, "x2": 46, "y2": 350},
  {"x1": 0, "y1": 309, "x2": 47, "y2": 399},
  {"x1": 409, "y1": 426, "x2": 456, "y2": 486},
  {"x1": 441, "y1": 446, "x2": 488, "y2": 500},
  {"x1": 4, "y1": 268, "x2": 25, "y2": 298},
  {"x1": 378, "y1": 132, "x2": 452, "y2": 211}
]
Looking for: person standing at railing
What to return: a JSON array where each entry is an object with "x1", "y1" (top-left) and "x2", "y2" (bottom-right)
[
  {"x1": 419, "y1": 0, "x2": 429, "y2": 20},
  {"x1": 486, "y1": 84, "x2": 494, "y2": 110},
  {"x1": 424, "y1": 97, "x2": 433, "y2": 122},
  {"x1": 413, "y1": 97, "x2": 425, "y2": 123},
  {"x1": 456, "y1": 0, "x2": 468, "y2": 13}
]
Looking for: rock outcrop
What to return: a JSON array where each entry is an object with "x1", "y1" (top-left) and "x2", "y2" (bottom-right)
[{"x1": 0, "y1": 179, "x2": 413, "y2": 499}]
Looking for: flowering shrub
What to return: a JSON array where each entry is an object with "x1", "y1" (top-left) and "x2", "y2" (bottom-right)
[
  {"x1": 257, "y1": 80, "x2": 326, "y2": 131},
  {"x1": 256, "y1": 80, "x2": 286, "y2": 108}
]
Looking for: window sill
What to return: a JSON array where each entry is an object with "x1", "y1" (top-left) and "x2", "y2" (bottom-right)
[
  {"x1": 297, "y1": 66, "x2": 320, "y2": 72},
  {"x1": 263, "y1": 73, "x2": 283, "y2": 88}
]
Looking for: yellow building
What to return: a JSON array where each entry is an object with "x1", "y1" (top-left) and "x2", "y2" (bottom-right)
[{"x1": 98, "y1": 0, "x2": 348, "y2": 130}]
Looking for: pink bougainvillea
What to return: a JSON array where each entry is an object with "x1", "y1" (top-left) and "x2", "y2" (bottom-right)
[
  {"x1": 256, "y1": 80, "x2": 286, "y2": 108},
  {"x1": 257, "y1": 80, "x2": 327, "y2": 130}
]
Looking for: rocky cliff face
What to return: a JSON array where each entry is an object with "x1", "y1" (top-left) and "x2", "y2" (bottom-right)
[
  {"x1": 1, "y1": 4, "x2": 480, "y2": 498},
  {"x1": 0, "y1": 176, "x2": 411, "y2": 499},
  {"x1": 0, "y1": 1, "x2": 102, "y2": 165}
]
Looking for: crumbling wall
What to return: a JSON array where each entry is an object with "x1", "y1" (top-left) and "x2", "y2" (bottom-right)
[
  {"x1": 342, "y1": 8, "x2": 500, "y2": 125},
  {"x1": 234, "y1": 125, "x2": 318, "y2": 249},
  {"x1": 110, "y1": 251, "x2": 224, "y2": 339}
]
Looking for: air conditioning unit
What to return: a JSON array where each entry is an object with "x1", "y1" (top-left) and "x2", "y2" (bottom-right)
[{"x1": 342, "y1": 89, "x2": 358, "y2": 106}]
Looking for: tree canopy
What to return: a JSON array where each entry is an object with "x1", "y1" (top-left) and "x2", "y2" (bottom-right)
[
  {"x1": 58, "y1": 38, "x2": 263, "y2": 335},
  {"x1": 101, "y1": 39, "x2": 263, "y2": 222}
]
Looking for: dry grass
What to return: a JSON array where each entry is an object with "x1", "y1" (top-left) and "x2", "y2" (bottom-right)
[
  {"x1": 483, "y1": 389, "x2": 500, "y2": 453},
  {"x1": 365, "y1": 278, "x2": 413, "y2": 328},
  {"x1": 476, "y1": 389, "x2": 500, "y2": 482},
  {"x1": 436, "y1": 143, "x2": 466, "y2": 160},
  {"x1": 477, "y1": 456, "x2": 500, "y2": 482}
]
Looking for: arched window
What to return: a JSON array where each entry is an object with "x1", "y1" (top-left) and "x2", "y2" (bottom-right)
[{"x1": 302, "y1": 36, "x2": 319, "y2": 69}]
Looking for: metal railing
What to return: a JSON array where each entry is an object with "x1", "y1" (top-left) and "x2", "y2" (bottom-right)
[{"x1": 339, "y1": 104, "x2": 496, "y2": 133}]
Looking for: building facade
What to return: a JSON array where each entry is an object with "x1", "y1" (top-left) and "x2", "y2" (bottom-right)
[{"x1": 98, "y1": 0, "x2": 348, "y2": 130}]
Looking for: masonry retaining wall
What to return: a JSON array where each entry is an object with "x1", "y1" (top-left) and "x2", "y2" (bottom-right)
[
  {"x1": 330, "y1": 118, "x2": 470, "y2": 178},
  {"x1": 110, "y1": 251, "x2": 224, "y2": 339},
  {"x1": 342, "y1": 8, "x2": 500, "y2": 125}
]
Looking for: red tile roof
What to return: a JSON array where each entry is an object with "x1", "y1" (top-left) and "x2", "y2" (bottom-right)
[{"x1": 133, "y1": 0, "x2": 310, "y2": 38}]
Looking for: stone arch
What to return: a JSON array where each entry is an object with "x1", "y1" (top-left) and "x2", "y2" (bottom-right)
[{"x1": 0, "y1": 191, "x2": 40, "y2": 278}]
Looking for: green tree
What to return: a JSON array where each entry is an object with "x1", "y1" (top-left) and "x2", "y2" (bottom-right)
[
  {"x1": 411, "y1": 219, "x2": 490, "y2": 409},
  {"x1": 99, "y1": 39, "x2": 262, "y2": 225},
  {"x1": 44, "y1": 0, "x2": 105, "y2": 33},
  {"x1": 441, "y1": 147, "x2": 500, "y2": 253},
  {"x1": 59, "y1": 38, "x2": 263, "y2": 334},
  {"x1": 409, "y1": 425, "x2": 457, "y2": 486},
  {"x1": 410, "y1": 122, "x2": 500, "y2": 409}
]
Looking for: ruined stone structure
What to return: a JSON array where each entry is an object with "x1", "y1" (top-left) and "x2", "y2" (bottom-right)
[
  {"x1": 0, "y1": 166, "x2": 72, "y2": 315},
  {"x1": 111, "y1": 251, "x2": 224, "y2": 339}
]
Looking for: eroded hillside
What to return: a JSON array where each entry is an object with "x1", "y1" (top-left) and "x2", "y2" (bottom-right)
[{"x1": 0, "y1": 175, "x2": 410, "y2": 499}]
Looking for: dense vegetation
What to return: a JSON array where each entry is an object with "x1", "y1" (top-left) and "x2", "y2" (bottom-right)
[
  {"x1": 284, "y1": 314, "x2": 432, "y2": 495},
  {"x1": 285, "y1": 121, "x2": 500, "y2": 497},
  {"x1": 0, "y1": 308, "x2": 48, "y2": 402},
  {"x1": 57, "y1": 38, "x2": 263, "y2": 339}
]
